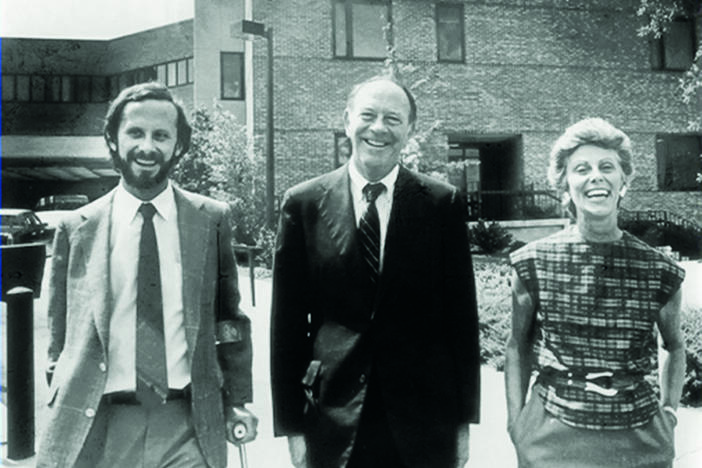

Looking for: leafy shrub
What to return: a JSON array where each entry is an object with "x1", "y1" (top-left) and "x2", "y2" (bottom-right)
[
  {"x1": 171, "y1": 105, "x2": 272, "y2": 266},
  {"x1": 254, "y1": 226, "x2": 277, "y2": 270},
  {"x1": 474, "y1": 256, "x2": 512, "y2": 370},
  {"x1": 681, "y1": 300, "x2": 702, "y2": 406},
  {"x1": 469, "y1": 220, "x2": 513, "y2": 254}
]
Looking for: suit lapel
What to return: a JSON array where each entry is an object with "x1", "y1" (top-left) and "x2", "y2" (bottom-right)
[
  {"x1": 377, "y1": 167, "x2": 427, "y2": 299},
  {"x1": 174, "y1": 187, "x2": 210, "y2": 356},
  {"x1": 74, "y1": 192, "x2": 114, "y2": 355}
]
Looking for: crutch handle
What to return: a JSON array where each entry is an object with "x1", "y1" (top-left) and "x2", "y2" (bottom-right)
[{"x1": 233, "y1": 422, "x2": 249, "y2": 468}]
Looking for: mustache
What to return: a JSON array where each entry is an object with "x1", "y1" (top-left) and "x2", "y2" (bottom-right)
[{"x1": 127, "y1": 149, "x2": 165, "y2": 163}]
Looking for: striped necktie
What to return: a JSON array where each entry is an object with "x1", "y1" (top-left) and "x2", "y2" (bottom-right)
[
  {"x1": 358, "y1": 183, "x2": 386, "y2": 284},
  {"x1": 135, "y1": 203, "x2": 169, "y2": 407}
]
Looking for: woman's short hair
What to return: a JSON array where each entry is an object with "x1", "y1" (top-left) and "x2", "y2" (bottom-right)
[
  {"x1": 103, "y1": 82, "x2": 192, "y2": 161},
  {"x1": 547, "y1": 117, "x2": 634, "y2": 193}
]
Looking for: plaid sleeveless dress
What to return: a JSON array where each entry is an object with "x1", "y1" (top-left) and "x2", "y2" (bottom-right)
[{"x1": 510, "y1": 226, "x2": 685, "y2": 430}]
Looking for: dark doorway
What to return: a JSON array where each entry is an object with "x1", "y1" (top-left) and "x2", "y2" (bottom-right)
[{"x1": 447, "y1": 134, "x2": 522, "y2": 220}]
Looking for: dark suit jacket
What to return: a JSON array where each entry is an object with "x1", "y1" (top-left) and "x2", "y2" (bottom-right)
[
  {"x1": 36, "y1": 186, "x2": 252, "y2": 468},
  {"x1": 271, "y1": 165, "x2": 480, "y2": 468}
]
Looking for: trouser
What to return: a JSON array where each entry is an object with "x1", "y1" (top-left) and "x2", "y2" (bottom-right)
[
  {"x1": 75, "y1": 397, "x2": 209, "y2": 468},
  {"x1": 346, "y1": 373, "x2": 407, "y2": 468},
  {"x1": 510, "y1": 386, "x2": 676, "y2": 468}
]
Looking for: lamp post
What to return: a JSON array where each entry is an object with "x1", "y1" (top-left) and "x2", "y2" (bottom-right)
[{"x1": 242, "y1": 20, "x2": 275, "y2": 228}]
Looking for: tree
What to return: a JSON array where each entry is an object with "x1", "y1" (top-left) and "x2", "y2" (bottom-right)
[
  {"x1": 380, "y1": 15, "x2": 453, "y2": 180},
  {"x1": 171, "y1": 105, "x2": 276, "y2": 266}
]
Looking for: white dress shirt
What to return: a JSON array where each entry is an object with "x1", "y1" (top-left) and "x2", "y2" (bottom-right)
[
  {"x1": 105, "y1": 181, "x2": 190, "y2": 393},
  {"x1": 348, "y1": 162, "x2": 399, "y2": 271}
]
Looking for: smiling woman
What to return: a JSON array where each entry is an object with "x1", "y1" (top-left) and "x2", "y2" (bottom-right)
[
  {"x1": 504, "y1": 118, "x2": 687, "y2": 468},
  {"x1": 0, "y1": 0, "x2": 193, "y2": 39}
]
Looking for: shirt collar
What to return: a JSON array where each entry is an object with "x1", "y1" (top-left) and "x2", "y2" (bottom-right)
[
  {"x1": 348, "y1": 161, "x2": 399, "y2": 201},
  {"x1": 114, "y1": 180, "x2": 177, "y2": 223}
]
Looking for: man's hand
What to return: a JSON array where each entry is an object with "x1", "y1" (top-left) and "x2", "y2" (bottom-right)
[
  {"x1": 225, "y1": 406, "x2": 259, "y2": 445},
  {"x1": 288, "y1": 435, "x2": 308, "y2": 468},
  {"x1": 455, "y1": 422, "x2": 470, "y2": 468}
]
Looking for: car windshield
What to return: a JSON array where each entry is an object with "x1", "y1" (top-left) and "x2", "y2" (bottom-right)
[{"x1": 24, "y1": 213, "x2": 43, "y2": 225}]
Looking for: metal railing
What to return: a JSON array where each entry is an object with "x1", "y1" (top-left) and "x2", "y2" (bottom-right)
[
  {"x1": 465, "y1": 184, "x2": 562, "y2": 221},
  {"x1": 619, "y1": 209, "x2": 702, "y2": 237}
]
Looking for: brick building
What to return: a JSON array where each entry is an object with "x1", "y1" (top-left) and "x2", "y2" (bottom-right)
[
  {"x1": 2, "y1": 0, "x2": 247, "y2": 207},
  {"x1": 249, "y1": 0, "x2": 702, "y2": 224},
  {"x1": 2, "y1": 0, "x2": 701, "y2": 225}
]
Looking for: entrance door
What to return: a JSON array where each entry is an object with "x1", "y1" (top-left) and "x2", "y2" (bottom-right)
[{"x1": 448, "y1": 134, "x2": 522, "y2": 220}]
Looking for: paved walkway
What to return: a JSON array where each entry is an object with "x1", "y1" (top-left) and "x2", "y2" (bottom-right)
[{"x1": 2, "y1": 267, "x2": 701, "y2": 467}]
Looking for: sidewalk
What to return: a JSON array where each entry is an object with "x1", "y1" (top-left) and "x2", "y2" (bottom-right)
[{"x1": 3, "y1": 267, "x2": 701, "y2": 467}]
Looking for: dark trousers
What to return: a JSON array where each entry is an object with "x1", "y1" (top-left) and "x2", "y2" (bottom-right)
[{"x1": 347, "y1": 373, "x2": 407, "y2": 468}]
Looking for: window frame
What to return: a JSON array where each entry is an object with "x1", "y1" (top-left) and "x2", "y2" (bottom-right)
[
  {"x1": 435, "y1": 2, "x2": 466, "y2": 63},
  {"x1": 650, "y1": 16, "x2": 697, "y2": 71},
  {"x1": 332, "y1": 0, "x2": 392, "y2": 61},
  {"x1": 655, "y1": 133, "x2": 702, "y2": 191},
  {"x1": 2, "y1": 75, "x2": 16, "y2": 101},
  {"x1": 220, "y1": 52, "x2": 245, "y2": 101}
]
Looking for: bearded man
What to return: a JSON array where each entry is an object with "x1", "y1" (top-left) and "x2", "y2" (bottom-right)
[{"x1": 36, "y1": 82, "x2": 257, "y2": 468}]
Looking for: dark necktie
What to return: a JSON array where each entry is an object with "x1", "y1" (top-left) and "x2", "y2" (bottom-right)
[
  {"x1": 136, "y1": 203, "x2": 168, "y2": 407},
  {"x1": 359, "y1": 183, "x2": 386, "y2": 284}
]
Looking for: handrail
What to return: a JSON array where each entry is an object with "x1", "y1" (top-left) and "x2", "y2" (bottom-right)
[{"x1": 619, "y1": 209, "x2": 702, "y2": 237}]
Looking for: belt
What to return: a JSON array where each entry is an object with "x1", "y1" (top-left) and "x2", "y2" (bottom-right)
[
  {"x1": 537, "y1": 369, "x2": 642, "y2": 397},
  {"x1": 102, "y1": 385, "x2": 192, "y2": 405}
]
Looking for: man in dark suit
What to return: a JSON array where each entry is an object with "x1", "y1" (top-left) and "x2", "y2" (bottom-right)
[
  {"x1": 37, "y1": 82, "x2": 257, "y2": 468},
  {"x1": 271, "y1": 75, "x2": 480, "y2": 468}
]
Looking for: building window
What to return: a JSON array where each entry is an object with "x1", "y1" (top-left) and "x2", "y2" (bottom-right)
[
  {"x1": 187, "y1": 58, "x2": 194, "y2": 83},
  {"x1": 167, "y1": 62, "x2": 177, "y2": 87},
  {"x1": 436, "y1": 3, "x2": 465, "y2": 62},
  {"x1": 650, "y1": 17, "x2": 696, "y2": 71},
  {"x1": 177, "y1": 59, "x2": 188, "y2": 86},
  {"x1": 61, "y1": 76, "x2": 74, "y2": 102},
  {"x1": 157, "y1": 64, "x2": 167, "y2": 85},
  {"x1": 76, "y1": 76, "x2": 92, "y2": 102},
  {"x1": 333, "y1": 0, "x2": 390, "y2": 59},
  {"x1": 91, "y1": 76, "x2": 109, "y2": 102},
  {"x1": 109, "y1": 75, "x2": 120, "y2": 98},
  {"x1": 2, "y1": 75, "x2": 15, "y2": 101},
  {"x1": 221, "y1": 52, "x2": 244, "y2": 100},
  {"x1": 48, "y1": 76, "x2": 62, "y2": 102},
  {"x1": 31, "y1": 75, "x2": 46, "y2": 101},
  {"x1": 16, "y1": 75, "x2": 30, "y2": 101},
  {"x1": 334, "y1": 132, "x2": 352, "y2": 167},
  {"x1": 656, "y1": 134, "x2": 702, "y2": 191}
]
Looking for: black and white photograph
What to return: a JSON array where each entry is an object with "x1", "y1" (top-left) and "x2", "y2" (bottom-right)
[{"x1": 1, "y1": 1, "x2": 701, "y2": 467}]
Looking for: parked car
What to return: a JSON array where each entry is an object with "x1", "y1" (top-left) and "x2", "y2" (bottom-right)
[
  {"x1": 35, "y1": 194, "x2": 88, "y2": 211},
  {"x1": 0, "y1": 208, "x2": 51, "y2": 245},
  {"x1": 35, "y1": 210, "x2": 71, "y2": 232}
]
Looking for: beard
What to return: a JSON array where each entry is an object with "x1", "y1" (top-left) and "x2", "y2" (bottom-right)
[{"x1": 113, "y1": 147, "x2": 177, "y2": 190}]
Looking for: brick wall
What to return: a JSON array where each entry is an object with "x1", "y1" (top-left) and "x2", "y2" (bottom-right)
[{"x1": 251, "y1": 0, "x2": 700, "y2": 223}]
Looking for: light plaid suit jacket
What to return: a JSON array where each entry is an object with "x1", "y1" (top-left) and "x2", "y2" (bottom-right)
[{"x1": 37, "y1": 185, "x2": 252, "y2": 468}]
